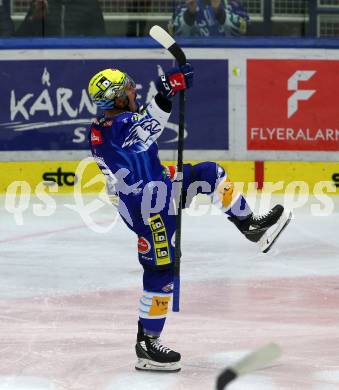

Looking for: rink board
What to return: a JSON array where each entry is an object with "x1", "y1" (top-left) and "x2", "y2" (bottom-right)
[
  {"x1": 0, "y1": 43, "x2": 339, "y2": 162},
  {"x1": 0, "y1": 58, "x2": 228, "y2": 152},
  {"x1": 0, "y1": 160, "x2": 337, "y2": 195}
]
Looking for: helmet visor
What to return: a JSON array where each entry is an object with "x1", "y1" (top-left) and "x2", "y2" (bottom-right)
[{"x1": 113, "y1": 74, "x2": 136, "y2": 100}]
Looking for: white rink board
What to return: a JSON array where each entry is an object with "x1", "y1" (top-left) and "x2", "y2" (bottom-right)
[{"x1": 0, "y1": 47, "x2": 338, "y2": 162}]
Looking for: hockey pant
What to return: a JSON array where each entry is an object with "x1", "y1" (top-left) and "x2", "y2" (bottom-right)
[{"x1": 137, "y1": 162, "x2": 252, "y2": 336}]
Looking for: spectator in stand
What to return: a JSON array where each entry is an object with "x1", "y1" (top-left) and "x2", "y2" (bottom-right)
[
  {"x1": 172, "y1": 0, "x2": 249, "y2": 37},
  {"x1": 15, "y1": 0, "x2": 106, "y2": 37},
  {"x1": 0, "y1": 0, "x2": 14, "y2": 36}
]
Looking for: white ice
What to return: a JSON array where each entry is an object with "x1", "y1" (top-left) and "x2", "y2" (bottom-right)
[{"x1": 0, "y1": 193, "x2": 338, "y2": 390}]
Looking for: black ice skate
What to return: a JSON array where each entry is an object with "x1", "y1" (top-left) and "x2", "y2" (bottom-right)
[
  {"x1": 135, "y1": 321, "x2": 181, "y2": 372},
  {"x1": 229, "y1": 205, "x2": 292, "y2": 253}
]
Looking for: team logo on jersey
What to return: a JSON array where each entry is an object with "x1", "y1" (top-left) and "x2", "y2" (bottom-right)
[
  {"x1": 91, "y1": 128, "x2": 103, "y2": 145},
  {"x1": 138, "y1": 237, "x2": 151, "y2": 254},
  {"x1": 122, "y1": 118, "x2": 161, "y2": 148},
  {"x1": 143, "y1": 118, "x2": 162, "y2": 135}
]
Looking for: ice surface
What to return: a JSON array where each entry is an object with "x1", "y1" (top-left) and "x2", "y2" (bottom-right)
[{"x1": 0, "y1": 194, "x2": 338, "y2": 389}]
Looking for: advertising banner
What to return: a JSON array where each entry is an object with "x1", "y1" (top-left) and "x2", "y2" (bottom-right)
[
  {"x1": 1, "y1": 160, "x2": 337, "y2": 195},
  {"x1": 0, "y1": 59, "x2": 228, "y2": 151},
  {"x1": 247, "y1": 59, "x2": 339, "y2": 151},
  {"x1": 0, "y1": 160, "x2": 253, "y2": 194}
]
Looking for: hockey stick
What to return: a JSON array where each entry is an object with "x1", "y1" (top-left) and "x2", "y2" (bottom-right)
[
  {"x1": 216, "y1": 343, "x2": 282, "y2": 389},
  {"x1": 149, "y1": 25, "x2": 186, "y2": 312}
]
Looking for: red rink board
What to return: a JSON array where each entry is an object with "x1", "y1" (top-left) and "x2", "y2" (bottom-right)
[{"x1": 247, "y1": 59, "x2": 339, "y2": 151}]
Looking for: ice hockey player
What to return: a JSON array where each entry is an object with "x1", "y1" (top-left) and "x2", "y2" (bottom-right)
[{"x1": 87, "y1": 64, "x2": 291, "y2": 372}]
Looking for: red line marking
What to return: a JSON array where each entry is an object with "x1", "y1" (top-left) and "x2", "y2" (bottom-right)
[
  {"x1": 0, "y1": 219, "x2": 115, "y2": 244},
  {"x1": 255, "y1": 161, "x2": 264, "y2": 190}
]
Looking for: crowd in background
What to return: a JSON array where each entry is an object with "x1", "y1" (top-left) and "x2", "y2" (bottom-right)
[
  {"x1": 2, "y1": 0, "x2": 334, "y2": 38},
  {"x1": 0, "y1": 0, "x2": 14, "y2": 35},
  {"x1": 172, "y1": 0, "x2": 249, "y2": 37},
  {"x1": 0, "y1": 0, "x2": 250, "y2": 37},
  {"x1": 0, "y1": 0, "x2": 106, "y2": 36}
]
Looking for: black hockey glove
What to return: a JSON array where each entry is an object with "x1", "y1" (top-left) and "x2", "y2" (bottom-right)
[{"x1": 156, "y1": 63, "x2": 194, "y2": 99}]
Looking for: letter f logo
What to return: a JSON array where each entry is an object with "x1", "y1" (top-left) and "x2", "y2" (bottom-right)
[{"x1": 287, "y1": 70, "x2": 316, "y2": 118}]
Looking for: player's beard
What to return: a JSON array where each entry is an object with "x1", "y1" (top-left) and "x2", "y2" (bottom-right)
[
  {"x1": 126, "y1": 89, "x2": 139, "y2": 112},
  {"x1": 127, "y1": 95, "x2": 139, "y2": 112},
  {"x1": 115, "y1": 92, "x2": 139, "y2": 112}
]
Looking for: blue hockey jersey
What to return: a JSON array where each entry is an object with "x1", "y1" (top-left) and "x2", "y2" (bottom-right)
[
  {"x1": 172, "y1": 0, "x2": 249, "y2": 37},
  {"x1": 89, "y1": 96, "x2": 172, "y2": 231}
]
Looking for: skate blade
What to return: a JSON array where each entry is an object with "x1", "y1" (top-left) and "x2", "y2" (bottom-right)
[
  {"x1": 135, "y1": 358, "x2": 181, "y2": 372},
  {"x1": 259, "y1": 211, "x2": 292, "y2": 253}
]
